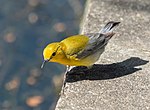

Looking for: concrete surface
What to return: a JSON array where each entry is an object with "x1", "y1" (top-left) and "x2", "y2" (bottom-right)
[{"x1": 55, "y1": 0, "x2": 150, "y2": 110}]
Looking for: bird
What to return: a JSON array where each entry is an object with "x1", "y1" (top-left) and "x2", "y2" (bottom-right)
[{"x1": 41, "y1": 21, "x2": 120, "y2": 93}]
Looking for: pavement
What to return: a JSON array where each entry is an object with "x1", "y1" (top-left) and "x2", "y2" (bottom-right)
[{"x1": 55, "y1": 0, "x2": 150, "y2": 109}]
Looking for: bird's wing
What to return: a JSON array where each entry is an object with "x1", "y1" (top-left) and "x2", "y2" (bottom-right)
[
  {"x1": 76, "y1": 21, "x2": 120, "y2": 59},
  {"x1": 60, "y1": 35, "x2": 89, "y2": 57},
  {"x1": 61, "y1": 21, "x2": 119, "y2": 59},
  {"x1": 76, "y1": 32, "x2": 114, "y2": 59}
]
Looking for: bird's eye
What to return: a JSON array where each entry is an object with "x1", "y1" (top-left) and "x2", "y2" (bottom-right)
[{"x1": 52, "y1": 52, "x2": 56, "y2": 56}]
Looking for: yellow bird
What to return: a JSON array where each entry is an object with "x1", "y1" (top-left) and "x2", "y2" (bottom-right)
[{"x1": 41, "y1": 21, "x2": 120, "y2": 91}]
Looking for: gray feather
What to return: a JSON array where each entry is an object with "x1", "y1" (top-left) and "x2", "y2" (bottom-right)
[
  {"x1": 77, "y1": 21, "x2": 120, "y2": 59},
  {"x1": 100, "y1": 21, "x2": 120, "y2": 33}
]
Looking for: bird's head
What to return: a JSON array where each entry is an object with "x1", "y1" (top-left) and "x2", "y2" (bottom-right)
[{"x1": 41, "y1": 42, "x2": 61, "y2": 68}]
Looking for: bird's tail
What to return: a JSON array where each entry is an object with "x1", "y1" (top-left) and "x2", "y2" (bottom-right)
[
  {"x1": 100, "y1": 21, "x2": 120, "y2": 34},
  {"x1": 99, "y1": 21, "x2": 120, "y2": 40}
]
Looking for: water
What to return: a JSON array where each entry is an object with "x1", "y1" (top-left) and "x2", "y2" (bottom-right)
[{"x1": 0, "y1": 0, "x2": 85, "y2": 110}]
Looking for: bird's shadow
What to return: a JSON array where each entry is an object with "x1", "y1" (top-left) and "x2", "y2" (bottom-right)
[{"x1": 66, "y1": 57, "x2": 149, "y2": 82}]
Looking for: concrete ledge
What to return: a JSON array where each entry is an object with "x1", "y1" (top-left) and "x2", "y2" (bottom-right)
[{"x1": 55, "y1": 0, "x2": 150, "y2": 109}]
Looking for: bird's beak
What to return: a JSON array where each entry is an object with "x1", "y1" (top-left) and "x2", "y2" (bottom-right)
[
  {"x1": 41, "y1": 59, "x2": 50, "y2": 69},
  {"x1": 41, "y1": 60, "x2": 46, "y2": 69}
]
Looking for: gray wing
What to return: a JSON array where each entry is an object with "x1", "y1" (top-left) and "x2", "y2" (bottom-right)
[
  {"x1": 76, "y1": 33, "x2": 113, "y2": 59},
  {"x1": 76, "y1": 21, "x2": 120, "y2": 59}
]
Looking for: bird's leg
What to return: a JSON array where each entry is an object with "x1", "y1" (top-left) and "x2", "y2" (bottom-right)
[
  {"x1": 63, "y1": 65, "x2": 70, "y2": 88},
  {"x1": 87, "y1": 65, "x2": 93, "y2": 69},
  {"x1": 61, "y1": 65, "x2": 70, "y2": 95}
]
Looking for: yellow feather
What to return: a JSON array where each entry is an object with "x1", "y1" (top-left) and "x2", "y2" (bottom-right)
[
  {"x1": 61, "y1": 35, "x2": 89, "y2": 56},
  {"x1": 42, "y1": 21, "x2": 120, "y2": 67}
]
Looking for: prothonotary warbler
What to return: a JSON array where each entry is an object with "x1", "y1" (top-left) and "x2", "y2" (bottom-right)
[{"x1": 41, "y1": 21, "x2": 120, "y2": 93}]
